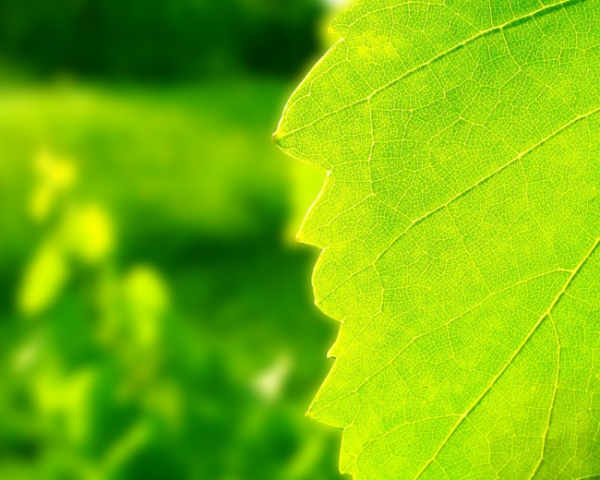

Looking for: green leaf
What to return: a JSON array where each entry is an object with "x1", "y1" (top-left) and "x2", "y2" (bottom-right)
[{"x1": 274, "y1": 0, "x2": 600, "y2": 478}]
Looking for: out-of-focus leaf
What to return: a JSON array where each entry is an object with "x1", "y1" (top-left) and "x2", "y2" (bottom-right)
[{"x1": 18, "y1": 242, "x2": 68, "y2": 316}]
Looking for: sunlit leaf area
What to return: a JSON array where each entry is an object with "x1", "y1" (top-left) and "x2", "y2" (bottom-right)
[
  {"x1": 275, "y1": 0, "x2": 600, "y2": 478},
  {"x1": 0, "y1": 1, "x2": 346, "y2": 478}
]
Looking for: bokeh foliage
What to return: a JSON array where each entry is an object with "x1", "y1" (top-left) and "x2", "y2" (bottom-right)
[
  {"x1": 0, "y1": 80, "x2": 341, "y2": 480},
  {"x1": 0, "y1": 0, "x2": 323, "y2": 80},
  {"x1": 0, "y1": 1, "x2": 345, "y2": 478}
]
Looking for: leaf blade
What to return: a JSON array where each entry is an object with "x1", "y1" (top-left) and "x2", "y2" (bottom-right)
[{"x1": 276, "y1": 0, "x2": 600, "y2": 478}]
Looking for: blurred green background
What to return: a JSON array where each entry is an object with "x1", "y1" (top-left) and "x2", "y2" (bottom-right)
[{"x1": 0, "y1": 1, "x2": 349, "y2": 478}]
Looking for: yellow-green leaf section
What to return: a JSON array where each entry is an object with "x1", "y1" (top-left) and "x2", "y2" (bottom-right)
[{"x1": 274, "y1": 0, "x2": 600, "y2": 478}]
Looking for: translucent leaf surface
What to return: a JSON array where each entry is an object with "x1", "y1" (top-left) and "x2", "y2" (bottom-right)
[{"x1": 274, "y1": 0, "x2": 600, "y2": 478}]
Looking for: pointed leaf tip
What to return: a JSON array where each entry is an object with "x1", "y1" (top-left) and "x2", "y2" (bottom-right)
[{"x1": 271, "y1": 129, "x2": 283, "y2": 146}]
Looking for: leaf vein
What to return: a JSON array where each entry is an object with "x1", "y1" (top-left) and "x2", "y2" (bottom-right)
[
  {"x1": 319, "y1": 106, "x2": 600, "y2": 304},
  {"x1": 413, "y1": 236, "x2": 600, "y2": 480},
  {"x1": 275, "y1": 0, "x2": 583, "y2": 142}
]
